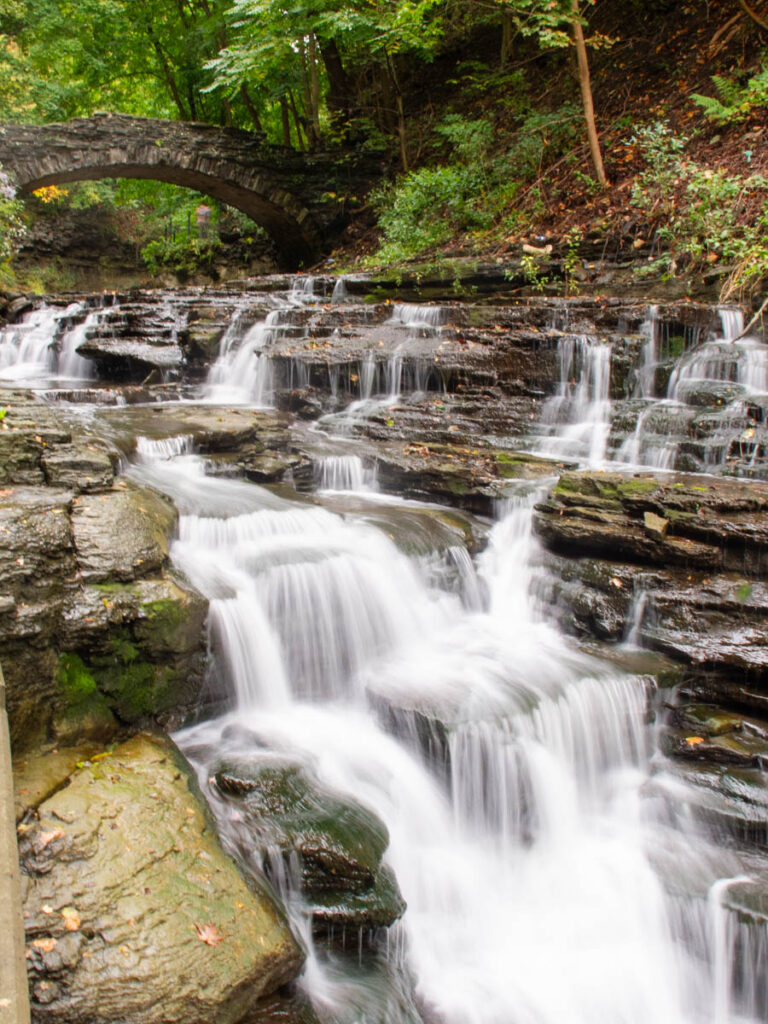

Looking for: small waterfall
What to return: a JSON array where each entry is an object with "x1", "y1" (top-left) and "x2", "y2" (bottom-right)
[
  {"x1": 331, "y1": 277, "x2": 349, "y2": 303},
  {"x1": 204, "y1": 308, "x2": 283, "y2": 405},
  {"x1": 388, "y1": 304, "x2": 449, "y2": 331},
  {"x1": 0, "y1": 307, "x2": 60, "y2": 380},
  {"x1": 668, "y1": 309, "x2": 768, "y2": 400},
  {"x1": 719, "y1": 309, "x2": 743, "y2": 343},
  {"x1": 290, "y1": 276, "x2": 318, "y2": 303},
  {"x1": 58, "y1": 312, "x2": 96, "y2": 380},
  {"x1": 135, "y1": 433, "x2": 194, "y2": 461},
  {"x1": 623, "y1": 590, "x2": 650, "y2": 647},
  {"x1": 636, "y1": 304, "x2": 659, "y2": 399},
  {"x1": 0, "y1": 301, "x2": 99, "y2": 383},
  {"x1": 709, "y1": 877, "x2": 752, "y2": 1024},
  {"x1": 535, "y1": 335, "x2": 612, "y2": 466},
  {"x1": 315, "y1": 455, "x2": 378, "y2": 492}
]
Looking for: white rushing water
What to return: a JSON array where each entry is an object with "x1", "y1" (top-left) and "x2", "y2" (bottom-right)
[
  {"x1": 0, "y1": 302, "x2": 98, "y2": 383},
  {"x1": 534, "y1": 334, "x2": 613, "y2": 467},
  {"x1": 123, "y1": 427, "x2": 767, "y2": 1024},
  {"x1": 8, "y1": 288, "x2": 766, "y2": 1020}
]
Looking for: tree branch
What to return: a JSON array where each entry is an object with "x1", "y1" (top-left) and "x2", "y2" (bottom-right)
[{"x1": 737, "y1": 0, "x2": 768, "y2": 32}]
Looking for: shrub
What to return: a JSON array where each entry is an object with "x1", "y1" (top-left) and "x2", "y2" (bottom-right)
[{"x1": 629, "y1": 120, "x2": 768, "y2": 297}]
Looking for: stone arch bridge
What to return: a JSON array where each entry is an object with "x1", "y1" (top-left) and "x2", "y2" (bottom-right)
[{"x1": 0, "y1": 113, "x2": 367, "y2": 267}]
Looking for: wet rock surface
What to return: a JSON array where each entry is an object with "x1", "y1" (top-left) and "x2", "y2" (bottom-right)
[
  {"x1": 19, "y1": 733, "x2": 304, "y2": 1024},
  {"x1": 211, "y1": 752, "x2": 405, "y2": 933},
  {"x1": 0, "y1": 388, "x2": 209, "y2": 749},
  {"x1": 534, "y1": 470, "x2": 768, "y2": 575}
]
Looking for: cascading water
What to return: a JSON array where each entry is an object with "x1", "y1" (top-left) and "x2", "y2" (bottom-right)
[
  {"x1": 121, "y1": 420, "x2": 768, "y2": 1024},
  {"x1": 6, "y1": 284, "x2": 768, "y2": 1021},
  {"x1": 204, "y1": 308, "x2": 284, "y2": 404},
  {"x1": 314, "y1": 455, "x2": 378, "y2": 492},
  {"x1": 616, "y1": 307, "x2": 768, "y2": 474},
  {"x1": 0, "y1": 302, "x2": 97, "y2": 383},
  {"x1": 533, "y1": 334, "x2": 613, "y2": 467}
]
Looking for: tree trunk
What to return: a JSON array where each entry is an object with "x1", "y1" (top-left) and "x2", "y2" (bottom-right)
[
  {"x1": 319, "y1": 37, "x2": 353, "y2": 126},
  {"x1": 240, "y1": 84, "x2": 263, "y2": 132},
  {"x1": 571, "y1": 0, "x2": 608, "y2": 188},
  {"x1": 385, "y1": 51, "x2": 409, "y2": 173},
  {"x1": 308, "y1": 33, "x2": 322, "y2": 142},
  {"x1": 501, "y1": 9, "x2": 514, "y2": 68},
  {"x1": 288, "y1": 90, "x2": 308, "y2": 151},
  {"x1": 280, "y1": 95, "x2": 292, "y2": 147},
  {"x1": 142, "y1": 19, "x2": 188, "y2": 119}
]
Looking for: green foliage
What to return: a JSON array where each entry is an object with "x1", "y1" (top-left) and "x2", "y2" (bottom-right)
[
  {"x1": 141, "y1": 236, "x2": 222, "y2": 278},
  {"x1": 629, "y1": 120, "x2": 768, "y2": 298},
  {"x1": 369, "y1": 100, "x2": 580, "y2": 265},
  {"x1": 563, "y1": 226, "x2": 583, "y2": 294},
  {"x1": 691, "y1": 63, "x2": 768, "y2": 125},
  {"x1": 0, "y1": 163, "x2": 25, "y2": 266},
  {"x1": 629, "y1": 120, "x2": 687, "y2": 220},
  {"x1": 520, "y1": 252, "x2": 550, "y2": 291}
]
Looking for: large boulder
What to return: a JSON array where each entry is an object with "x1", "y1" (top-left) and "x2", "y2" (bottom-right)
[{"x1": 19, "y1": 733, "x2": 304, "y2": 1024}]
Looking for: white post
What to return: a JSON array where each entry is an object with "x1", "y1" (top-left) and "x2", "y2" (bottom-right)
[{"x1": 0, "y1": 664, "x2": 30, "y2": 1024}]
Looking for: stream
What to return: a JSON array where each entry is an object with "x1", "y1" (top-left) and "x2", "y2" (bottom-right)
[{"x1": 2, "y1": 278, "x2": 768, "y2": 1023}]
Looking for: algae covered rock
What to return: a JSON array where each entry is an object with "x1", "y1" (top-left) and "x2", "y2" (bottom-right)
[
  {"x1": 59, "y1": 574, "x2": 208, "y2": 727},
  {"x1": 20, "y1": 733, "x2": 304, "y2": 1024},
  {"x1": 213, "y1": 753, "x2": 405, "y2": 931}
]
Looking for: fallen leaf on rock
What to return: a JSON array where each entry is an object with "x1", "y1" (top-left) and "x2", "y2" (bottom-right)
[
  {"x1": 38, "y1": 829, "x2": 63, "y2": 848},
  {"x1": 62, "y1": 907, "x2": 81, "y2": 931},
  {"x1": 685, "y1": 736, "x2": 704, "y2": 746},
  {"x1": 194, "y1": 922, "x2": 224, "y2": 946},
  {"x1": 32, "y1": 938, "x2": 57, "y2": 953}
]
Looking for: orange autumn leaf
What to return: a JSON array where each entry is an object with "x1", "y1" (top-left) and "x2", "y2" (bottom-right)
[
  {"x1": 32, "y1": 938, "x2": 57, "y2": 953},
  {"x1": 62, "y1": 907, "x2": 81, "y2": 931},
  {"x1": 194, "y1": 922, "x2": 223, "y2": 946},
  {"x1": 685, "y1": 736, "x2": 704, "y2": 746}
]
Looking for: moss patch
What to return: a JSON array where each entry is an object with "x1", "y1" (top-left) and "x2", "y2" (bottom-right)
[{"x1": 54, "y1": 653, "x2": 116, "y2": 738}]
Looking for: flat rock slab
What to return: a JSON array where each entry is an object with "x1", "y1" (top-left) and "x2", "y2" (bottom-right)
[
  {"x1": 534, "y1": 471, "x2": 768, "y2": 576},
  {"x1": 374, "y1": 443, "x2": 566, "y2": 514},
  {"x1": 19, "y1": 733, "x2": 304, "y2": 1024},
  {"x1": 0, "y1": 487, "x2": 75, "y2": 595},
  {"x1": 42, "y1": 443, "x2": 115, "y2": 493},
  {"x1": 71, "y1": 483, "x2": 176, "y2": 583},
  {"x1": 77, "y1": 337, "x2": 183, "y2": 377},
  {"x1": 94, "y1": 404, "x2": 290, "y2": 456}
]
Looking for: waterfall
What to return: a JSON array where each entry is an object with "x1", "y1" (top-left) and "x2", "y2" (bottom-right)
[
  {"x1": 0, "y1": 302, "x2": 97, "y2": 383},
  {"x1": 204, "y1": 308, "x2": 283, "y2": 405},
  {"x1": 636, "y1": 304, "x2": 658, "y2": 399},
  {"x1": 534, "y1": 335, "x2": 612, "y2": 467},
  {"x1": 667, "y1": 308, "x2": 768, "y2": 400},
  {"x1": 388, "y1": 304, "x2": 449, "y2": 330},
  {"x1": 709, "y1": 877, "x2": 752, "y2": 1024},
  {"x1": 332, "y1": 277, "x2": 349, "y2": 303},
  {"x1": 314, "y1": 455, "x2": 378, "y2": 492},
  {"x1": 8, "y1": 284, "x2": 766, "y2": 1022},
  {"x1": 115, "y1": 427, "x2": 762, "y2": 1024}
]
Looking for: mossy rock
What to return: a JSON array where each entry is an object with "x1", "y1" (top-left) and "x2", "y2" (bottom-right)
[
  {"x1": 58, "y1": 575, "x2": 208, "y2": 728},
  {"x1": 19, "y1": 733, "x2": 304, "y2": 1024},
  {"x1": 213, "y1": 754, "x2": 405, "y2": 930}
]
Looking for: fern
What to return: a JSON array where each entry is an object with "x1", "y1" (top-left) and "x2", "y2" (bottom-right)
[{"x1": 692, "y1": 65, "x2": 768, "y2": 124}]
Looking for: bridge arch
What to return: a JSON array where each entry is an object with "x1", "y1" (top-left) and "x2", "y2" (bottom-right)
[{"x1": 0, "y1": 114, "x2": 339, "y2": 268}]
